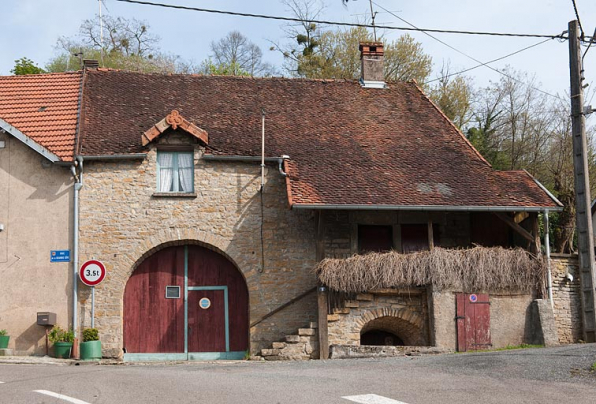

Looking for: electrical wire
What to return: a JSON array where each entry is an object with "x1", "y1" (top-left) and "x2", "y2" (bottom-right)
[
  {"x1": 373, "y1": 2, "x2": 564, "y2": 101},
  {"x1": 424, "y1": 38, "x2": 554, "y2": 85},
  {"x1": 114, "y1": 0, "x2": 564, "y2": 39},
  {"x1": 571, "y1": 0, "x2": 585, "y2": 39},
  {"x1": 583, "y1": 29, "x2": 596, "y2": 60}
]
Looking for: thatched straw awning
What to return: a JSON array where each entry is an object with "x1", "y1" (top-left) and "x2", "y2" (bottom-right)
[{"x1": 315, "y1": 247, "x2": 546, "y2": 294}]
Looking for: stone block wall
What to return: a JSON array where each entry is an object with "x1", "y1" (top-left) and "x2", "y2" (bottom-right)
[
  {"x1": 78, "y1": 137, "x2": 318, "y2": 357},
  {"x1": 550, "y1": 254, "x2": 582, "y2": 343},
  {"x1": 327, "y1": 291, "x2": 428, "y2": 346}
]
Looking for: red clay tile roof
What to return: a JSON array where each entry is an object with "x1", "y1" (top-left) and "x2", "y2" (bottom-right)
[
  {"x1": 79, "y1": 70, "x2": 559, "y2": 209},
  {"x1": 0, "y1": 72, "x2": 82, "y2": 161}
]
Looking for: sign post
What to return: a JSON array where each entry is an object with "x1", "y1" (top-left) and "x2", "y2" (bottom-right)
[{"x1": 79, "y1": 260, "x2": 106, "y2": 328}]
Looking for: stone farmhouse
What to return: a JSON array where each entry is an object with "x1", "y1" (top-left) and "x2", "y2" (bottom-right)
[{"x1": 0, "y1": 43, "x2": 583, "y2": 361}]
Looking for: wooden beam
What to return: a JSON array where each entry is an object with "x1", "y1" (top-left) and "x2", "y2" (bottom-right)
[
  {"x1": 531, "y1": 213, "x2": 541, "y2": 255},
  {"x1": 493, "y1": 212, "x2": 534, "y2": 243},
  {"x1": 315, "y1": 211, "x2": 329, "y2": 360},
  {"x1": 427, "y1": 218, "x2": 434, "y2": 250}
]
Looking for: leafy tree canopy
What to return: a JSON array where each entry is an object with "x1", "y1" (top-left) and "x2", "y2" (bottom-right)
[{"x1": 11, "y1": 57, "x2": 45, "y2": 75}]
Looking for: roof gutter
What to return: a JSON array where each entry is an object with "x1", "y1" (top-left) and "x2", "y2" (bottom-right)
[
  {"x1": 202, "y1": 154, "x2": 289, "y2": 176},
  {"x1": 291, "y1": 204, "x2": 563, "y2": 212},
  {"x1": 0, "y1": 118, "x2": 61, "y2": 163},
  {"x1": 81, "y1": 154, "x2": 147, "y2": 160}
]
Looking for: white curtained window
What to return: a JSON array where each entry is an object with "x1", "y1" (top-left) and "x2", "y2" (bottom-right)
[{"x1": 157, "y1": 151, "x2": 194, "y2": 193}]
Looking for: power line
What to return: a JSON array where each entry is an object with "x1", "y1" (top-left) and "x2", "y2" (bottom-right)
[
  {"x1": 114, "y1": 0, "x2": 565, "y2": 39},
  {"x1": 424, "y1": 38, "x2": 554, "y2": 85},
  {"x1": 583, "y1": 28, "x2": 596, "y2": 60},
  {"x1": 373, "y1": 2, "x2": 564, "y2": 101},
  {"x1": 571, "y1": 0, "x2": 585, "y2": 38}
]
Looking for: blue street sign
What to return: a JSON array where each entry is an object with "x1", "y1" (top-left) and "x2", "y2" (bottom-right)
[{"x1": 50, "y1": 250, "x2": 71, "y2": 263}]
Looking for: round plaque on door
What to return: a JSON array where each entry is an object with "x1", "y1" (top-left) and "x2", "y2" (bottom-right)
[{"x1": 199, "y1": 297, "x2": 211, "y2": 309}]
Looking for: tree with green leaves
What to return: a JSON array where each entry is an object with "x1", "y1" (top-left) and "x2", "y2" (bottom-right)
[{"x1": 11, "y1": 57, "x2": 45, "y2": 75}]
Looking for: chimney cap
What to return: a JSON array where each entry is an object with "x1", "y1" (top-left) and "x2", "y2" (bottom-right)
[
  {"x1": 359, "y1": 42, "x2": 384, "y2": 52},
  {"x1": 83, "y1": 59, "x2": 99, "y2": 70}
]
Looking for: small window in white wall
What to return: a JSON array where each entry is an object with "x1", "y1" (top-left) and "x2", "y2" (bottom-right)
[{"x1": 157, "y1": 151, "x2": 194, "y2": 193}]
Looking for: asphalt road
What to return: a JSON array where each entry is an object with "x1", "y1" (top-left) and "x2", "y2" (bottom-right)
[{"x1": 1, "y1": 344, "x2": 595, "y2": 404}]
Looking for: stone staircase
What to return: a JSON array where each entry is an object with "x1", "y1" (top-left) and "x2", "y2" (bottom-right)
[{"x1": 260, "y1": 322, "x2": 319, "y2": 360}]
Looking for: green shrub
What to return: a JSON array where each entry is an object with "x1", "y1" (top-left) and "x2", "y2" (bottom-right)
[
  {"x1": 0, "y1": 329, "x2": 7, "y2": 336},
  {"x1": 48, "y1": 326, "x2": 75, "y2": 343},
  {"x1": 82, "y1": 328, "x2": 99, "y2": 342}
]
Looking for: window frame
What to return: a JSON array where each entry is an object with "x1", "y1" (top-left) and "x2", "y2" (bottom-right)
[{"x1": 156, "y1": 150, "x2": 195, "y2": 194}]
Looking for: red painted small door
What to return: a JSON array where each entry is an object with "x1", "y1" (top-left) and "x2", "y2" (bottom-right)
[
  {"x1": 188, "y1": 290, "x2": 226, "y2": 352},
  {"x1": 456, "y1": 293, "x2": 491, "y2": 352}
]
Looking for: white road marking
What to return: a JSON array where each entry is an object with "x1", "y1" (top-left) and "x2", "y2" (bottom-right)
[
  {"x1": 34, "y1": 390, "x2": 91, "y2": 404},
  {"x1": 342, "y1": 394, "x2": 409, "y2": 404}
]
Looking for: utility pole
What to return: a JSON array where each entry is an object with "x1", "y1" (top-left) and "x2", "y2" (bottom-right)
[{"x1": 569, "y1": 19, "x2": 596, "y2": 343}]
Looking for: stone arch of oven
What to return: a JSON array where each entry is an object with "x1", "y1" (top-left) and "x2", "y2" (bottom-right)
[{"x1": 356, "y1": 308, "x2": 425, "y2": 346}]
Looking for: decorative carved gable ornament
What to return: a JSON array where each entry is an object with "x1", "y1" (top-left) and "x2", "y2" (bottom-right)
[{"x1": 142, "y1": 110, "x2": 208, "y2": 146}]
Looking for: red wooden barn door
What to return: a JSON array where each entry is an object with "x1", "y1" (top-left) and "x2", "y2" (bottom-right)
[
  {"x1": 124, "y1": 246, "x2": 185, "y2": 353},
  {"x1": 456, "y1": 293, "x2": 491, "y2": 352},
  {"x1": 188, "y1": 290, "x2": 226, "y2": 352},
  {"x1": 124, "y1": 244, "x2": 248, "y2": 356}
]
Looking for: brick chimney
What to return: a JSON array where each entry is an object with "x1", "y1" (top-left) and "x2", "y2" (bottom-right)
[{"x1": 359, "y1": 42, "x2": 386, "y2": 89}]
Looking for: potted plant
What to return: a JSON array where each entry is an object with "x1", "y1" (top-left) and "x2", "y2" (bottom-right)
[
  {"x1": 80, "y1": 328, "x2": 102, "y2": 361},
  {"x1": 48, "y1": 326, "x2": 74, "y2": 359},
  {"x1": 0, "y1": 329, "x2": 9, "y2": 349}
]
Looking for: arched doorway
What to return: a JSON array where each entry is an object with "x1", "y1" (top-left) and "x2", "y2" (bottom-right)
[{"x1": 123, "y1": 244, "x2": 248, "y2": 360}]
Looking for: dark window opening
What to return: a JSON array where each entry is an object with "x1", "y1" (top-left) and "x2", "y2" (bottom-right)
[
  {"x1": 358, "y1": 225, "x2": 393, "y2": 254},
  {"x1": 401, "y1": 224, "x2": 439, "y2": 253},
  {"x1": 361, "y1": 330, "x2": 404, "y2": 346}
]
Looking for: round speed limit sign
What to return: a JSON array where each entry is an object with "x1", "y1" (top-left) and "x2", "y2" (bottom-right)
[{"x1": 79, "y1": 260, "x2": 106, "y2": 286}]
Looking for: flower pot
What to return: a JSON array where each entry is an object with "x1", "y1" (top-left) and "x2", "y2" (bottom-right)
[
  {"x1": 79, "y1": 340, "x2": 102, "y2": 361},
  {"x1": 53, "y1": 342, "x2": 73, "y2": 359},
  {"x1": 0, "y1": 336, "x2": 9, "y2": 349}
]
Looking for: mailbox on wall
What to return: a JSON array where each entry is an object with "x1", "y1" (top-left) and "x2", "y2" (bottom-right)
[{"x1": 36, "y1": 312, "x2": 56, "y2": 326}]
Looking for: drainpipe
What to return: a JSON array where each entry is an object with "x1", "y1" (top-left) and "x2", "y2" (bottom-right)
[
  {"x1": 71, "y1": 156, "x2": 84, "y2": 336},
  {"x1": 544, "y1": 209, "x2": 553, "y2": 309}
]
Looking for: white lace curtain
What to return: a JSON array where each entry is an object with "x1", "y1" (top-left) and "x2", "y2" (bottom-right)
[
  {"x1": 177, "y1": 153, "x2": 193, "y2": 193},
  {"x1": 158, "y1": 152, "x2": 174, "y2": 192}
]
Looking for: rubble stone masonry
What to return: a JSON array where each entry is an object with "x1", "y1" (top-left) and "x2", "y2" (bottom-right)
[
  {"x1": 550, "y1": 254, "x2": 582, "y2": 343},
  {"x1": 78, "y1": 137, "x2": 317, "y2": 357}
]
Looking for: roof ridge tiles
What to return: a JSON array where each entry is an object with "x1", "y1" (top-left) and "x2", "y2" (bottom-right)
[{"x1": 86, "y1": 68, "x2": 362, "y2": 84}]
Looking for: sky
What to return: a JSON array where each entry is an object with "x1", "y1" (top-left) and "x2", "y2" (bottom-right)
[{"x1": 1, "y1": 0, "x2": 596, "y2": 103}]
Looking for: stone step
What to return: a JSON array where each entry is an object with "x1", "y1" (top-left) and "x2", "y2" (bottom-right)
[
  {"x1": 261, "y1": 348, "x2": 281, "y2": 357},
  {"x1": 327, "y1": 314, "x2": 340, "y2": 322},
  {"x1": 285, "y1": 335, "x2": 301, "y2": 343},
  {"x1": 272, "y1": 342, "x2": 286, "y2": 349},
  {"x1": 298, "y1": 328, "x2": 316, "y2": 336},
  {"x1": 333, "y1": 308, "x2": 350, "y2": 314},
  {"x1": 263, "y1": 355, "x2": 285, "y2": 361}
]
